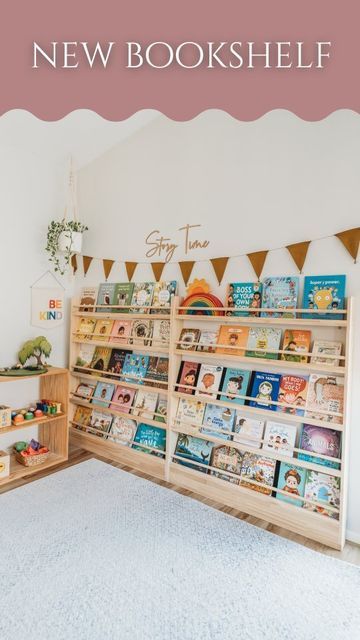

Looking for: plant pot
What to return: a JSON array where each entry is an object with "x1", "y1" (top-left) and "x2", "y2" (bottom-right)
[{"x1": 58, "y1": 230, "x2": 83, "y2": 255}]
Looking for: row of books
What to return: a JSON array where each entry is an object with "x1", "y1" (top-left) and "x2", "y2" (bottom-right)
[
  {"x1": 174, "y1": 435, "x2": 340, "y2": 519},
  {"x1": 76, "y1": 317, "x2": 170, "y2": 347},
  {"x1": 80, "y1": 281, "x2": 177, "y2": 314},
  {"x1": 176, "y1": 399, "x2": 341, "y2": 470},
  {"x1": 72, "y1": 405, "x2": 166, "y2": 456},
  {"x1": 75, "y1": 344, "x2": 169, "y2": 386},
  {"x1": 176, "y1": 362, "x2": 344, "y2": 424},
  {"x1": 225, "y1": 275, "x2": 346, "y2": 319},
  {"x1": 74, "y1": 381, "x2": 167, "y2": 421},
  {"x1": 179, "y1": 326, "x2": 343, "y2": 365}
]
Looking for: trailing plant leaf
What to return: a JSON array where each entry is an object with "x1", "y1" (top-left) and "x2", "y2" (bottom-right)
[{"x1": 45, "y1": 219, "x2": 88, "y2": 275}]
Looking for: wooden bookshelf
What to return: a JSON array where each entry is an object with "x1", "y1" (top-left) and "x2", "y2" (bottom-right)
[
  {"x1": 69, "y1": 295, "x2": 353, "y2": 550},
  {"x1": 0, "y1": 367, "x2": 69, "y2": 485}
]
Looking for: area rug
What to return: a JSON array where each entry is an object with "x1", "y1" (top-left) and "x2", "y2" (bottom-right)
[{"x1": 0, "y1": 460, "x2": 359, "y2": 640}]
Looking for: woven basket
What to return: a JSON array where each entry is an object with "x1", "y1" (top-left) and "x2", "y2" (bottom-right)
[{"x1": 15, "y1": 450, "x2": 50, "y2": 467}]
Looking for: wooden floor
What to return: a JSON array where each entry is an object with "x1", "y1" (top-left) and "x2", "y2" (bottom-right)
[{"x1": 2, "y1": 445, "x2": 360, "y2": 566}]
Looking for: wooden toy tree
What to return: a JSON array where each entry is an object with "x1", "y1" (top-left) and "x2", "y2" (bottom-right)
[{"x1": 18, "y1": 337, "x2": 52, "y2": 368}]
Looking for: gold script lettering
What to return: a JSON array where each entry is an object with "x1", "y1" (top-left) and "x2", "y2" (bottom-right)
[{"x1": 145, "y1": 230, "x2": 178, "y2": 263}]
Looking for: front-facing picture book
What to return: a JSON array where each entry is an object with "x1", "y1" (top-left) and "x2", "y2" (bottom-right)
[
  {"x1": 146, "y1": 356, "x2": 169, "y2": 387},
  {"x1": 210, "y1": 445, "x2": 244, "y2": 483},
  {"x1": 196, "y1": 330, "x2": 218, "y2": 353},
  {"x1": 91, "y1": 382, "x2": 115, "y2": 408},
  {"x1": 310, "y1": 340, "x2": 342, "y2": 367},
  {"x1": 219, "y1": 368, "x2": 251, "y2": 405},
  {"x1": 240, "y1": 452, "x2": 276, "y2": 495},
  {"x1": 262, "y1": 420, "x2": 297, "y2": 456},
  {"x1": 303, "y1": 470, "x2": 340, "y2": 519},
  {"x1": 151, "y1": 280, "x2": 177, "y2": 313},
  {"x1": 249, "y1": 371, "x2": 281, "y2": 412},
  {"x1": 74, "y1": 382, "x2": 96, "y2": 401},
  {"x1": 226, "y1": 282, "x2": 262, "y2": 317},
  {"x1": 245, "y1": 327, "x2": 282, "y2": 360},
  {"x1": 92, "y1": 319, "x2": 114, "y2": 342},
  {"x1": 177, "y1": 328, "x2": 201, "y2": 351},
  {"x1": 122, "y1": 353, "x2": 150, "y2": 384},
  {"x1": 132, "y1": 390, "x2": 159, "y2": 420},
  {"x1": 298, "y1": 424, "x2": 341, "y2": 469},
  {"x1": 130, "y1": 319, "x2": 154, "y2": 346},
  {"x1": 176, "y1": 361, "x2": 200, "y2": 395},
  {"x1": 277, "y1": 374, "x2": 309, "y2": 416},
  {"x1": 195, "y1": 363, "x2": 224, "y2": 399},
  {"x1": 107, "y1": 348, "x2": 128, "y2": 377},
  {"x1": 88, "y1": 410, "x2": 113, "y2": 438},
  {"x1": 302, "y1": 275, "x2": 346, "y2": 320},
  {"x1": 90, "y1": 346, "x2": 112, "y2": 373},
  {"x1": 174, "y1": 434, "x2": 214, "y2": 473},
  {"x1": 96, "y1": 283, "x2": 116, "y2": 311},
  {"x1": 132, "y1": 423, "x2": 166, "y2": 457},
  {"x1": 175, "y1": 397, "x2": 206, "y2": 426},
  {"x1": 74, "y1": 344, "x2": 95, "y2": 370},
  {"x1": 305, "y1": 374, "x2": 344, "y2": 424},
  {"x1": 201, "y1": 403, "x2": 236, "y2": 440},
  {"x1": 281, "y1": 329, "x2": 312, "y2": 363},
  {"x1": 233, "y1": 415, "x2": 264, "y2": 449},
  {"x1": 113, "y1": 283, "x2": 135, "y2": 313},
  {"x1": 107, "y1": 416, "x2": 137, "y2": 446},
  {"x1": 276, "y1": 462, "x2": 307, "y2": 507},
  {"x1": 76, "y1": 318, "x2": 96, "y2": 340},
  {"x1": 216, "y1": 325, "x2": 250, "y2": 356},
  {"x1": 109, "y1": 386, "x2": 136, "y2": 413},
  {"x1": 79, "y1": 286, "x2": 98, "y2": 312},
  {"x1": 130, "y1": 282, "x2": 155, "y2": 312},
  {"x1": 110, "y1": 320, "x2": 133, "y2": 345},
  {"x1": 261, "y1": 276, "x2": 299, "y2": 318}
]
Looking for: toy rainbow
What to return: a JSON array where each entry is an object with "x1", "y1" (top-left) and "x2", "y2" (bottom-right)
[{"x1": 179, "y1": 293, "x2": 224, "y2": 316}]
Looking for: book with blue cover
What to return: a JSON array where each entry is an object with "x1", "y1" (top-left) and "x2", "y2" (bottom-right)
[
  {"x1": 226, "y1": 282, "x2": 262, "y2": 317},
  {"x1": 201, "y1": 404, "x2": 236, "y2": 440},
  {"x1": 122, "y1": 353, "x2": 149, "y2": 384},
  {"x1": 175, "y1": 434, "x2": 214, "y2": 473},
  {"x1": 91, "y1": 381, "x2": 115, "y2": 408},
  {"x1": 219, "y1": 368, "x2": 251, "y2": 405},
  {"x1": 302, "y1": 275, "x2": 346, "y2": 319},
  {"x1": 261, "y1": 276, "x2": 299, "y2": 318},
  {"x1": 249, "y1": 371, "x2": 281, "y2": 412},
  {"x1": 276, "y1": 462, "x2": 307, "y2": 507},
  {"x1": 132, "y1": 423, "x2": 166, "y2": 457}
]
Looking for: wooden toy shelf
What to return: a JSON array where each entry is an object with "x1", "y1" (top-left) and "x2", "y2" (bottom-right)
[
  {"x1": 0, "y1": 367, "x2": 69, "y2": 486},
  {"x1": 69, "y1": 296, "x2": 353, "y2": 550}
]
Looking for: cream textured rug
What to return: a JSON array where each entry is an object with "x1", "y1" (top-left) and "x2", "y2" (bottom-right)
[{"x1": 0, "y1": 459, "x2": 359, "y2": 640}]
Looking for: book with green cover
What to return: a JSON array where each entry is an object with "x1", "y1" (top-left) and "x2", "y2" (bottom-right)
[{"x1": 113, "y1": 282, "x2": 135, "y2": 313}]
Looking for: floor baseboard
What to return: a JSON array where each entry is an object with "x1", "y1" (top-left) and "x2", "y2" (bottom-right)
[{"x1": 346, "y1": 529, "x2": 360, "y2": 546}]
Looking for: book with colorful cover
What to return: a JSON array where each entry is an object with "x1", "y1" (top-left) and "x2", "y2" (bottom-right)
[
  {"x1": 176, "y1": 397, "x2": 206, "y2": 426},
  {"x1": 133, "y1": 390, "x2": 159, "y2": 420},
  {"x1": 233, "y1": 415, "x2": 264, "y2": 449},
  {"x1": 281, "y1": 329, "x2": 312, "y2": 363},
  {"x1": 76, "y1": 317, "x2": 96, "y2": 340},
  {"x1": 73, "y1": 406, "x2": 92, "y2": 431},
  {"x1": 261, "y1": 276, "x2": 299, "y2": 318},
  {"x1": 108, "y1": 416, "x2": 137, "y2": 445},
  {"x1": 201, "y1": 404, "x2": 236, "y2": 440},
  {"x1": 298, "y1": 424, "x2": 341, "y2": 469},
  {"x1": 74, "y1": 382, "x2": 96, "y2": 401},
  {"x1": 74, "y1": 344, "x2": 95, "y2": 370},
  {"x1": 112, "y1": 282, "x2": 135, "y2": 313},
  {"x1": 90, "y1": 346, "x2": 112, "y2": 373},
  {"x1": 151, "y1": 280, "x2": 177, "y2": 313},
  {"x1": 109, "y1": 386, "x2": 136, "y2": 413},
  {"x1": 146, "y1": 356, "x2": 169, "y2": 387},
  {"x1": 175, "y1": 434, "x2": 214, "y2": 473},
  {"x1": 249, "y1": 372, "x2": 281, "y2": 412},
  {"x1": 107, "y1": 349, "x2": 128, "y2": 377},
  {"x1": 210, "y1": 446, "x2": 244, "y2": 483},
  {"x1": 240, "y1": 452, "x2": 276, "y2": 495},
  {"x1": 92, "y1": 319, "x2": 114, "y2": 342},
  {"x1": 110, "y1": 320, "x2": 133, "y2": 345},
  {"x1": 303, "y1": 470, "x2": 340, "y2": 519},
  {"x1": 245, "y1": 327, "x2": 282, "y2": 360},
  {"x1": 177, "y1": 328, "x2": 201, "y2": 351},
  {"x1": 305, "y1": 374, "x2": 344, "y2": 424},
  {"x1": 226, "y1": 282, "x2": 262, "y2": 317},
  {"x1": 152, "y1": 319, "x2": 171, "y2": 346},
  {"x1": 277, "y1": 374, "x2": 309, "y2": 416},
  {"x1": 302, "y1": 275, "x2": 346, "y2": 320},
  {"x1": 79, "y1": 286, "x2": 98, "y2": 312},
  {"x1": 96, "y1": 283, "x2": 116, "y2": 311},
  {"x1": 262, "y1": 420, "x2": 297, "y2": 457},
  {"x1": 177, "y1": 361, "x2": 200, "y2": 395},
  {"x1": 196, "y1": 330, "x2": 218, "y2": 353},
  {"x1": 310, "y1": 340, "x2": 342, "y2": 367},
  {"x1": 129, "y1": 319, "x2": 154, "y2": 347},
  {"x1": 154, "y1": 397, "x2": 168, "y2": 423},
  {"x1": 88, "y1": 410, "x2": 113, "y2": 438},
  {"x1": 92, "y1": 381, "x2": 115, "y2": 408},
  {"x1": 195, "y1": 363, "x2": 224, "y2": 399},
  {"x1": 132, "y1": 423, "x2": 166, "y2": 457},
  {"x1": 216, "y1": 325, "x2": 250, "y2": 356},
  {"x1": 219, "y1": 368, "x2": 251, "y2": 406},
  {"x1": 130, "y1": 282, "x2": 155, "y2": 313},
  {"x1": 276, "y1": 462, "x2": 307, "y2": 507},
  {"x1": 122, "y1": 353, "x2": 149, "y2": 384}
]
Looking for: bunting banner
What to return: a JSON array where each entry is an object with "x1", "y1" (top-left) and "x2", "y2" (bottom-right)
[
  {"x1": 151, "y1": 262, "x2": 165, "y2": 282},
  {"x1": 210, "y1": 257, "x2": 229, "y2": 285},
  {"x1": 103, "y1": 259, "x2": 114, "y2": 280},
  {"x1": 125, "y1": 261, "x2": 138, "y2": 281},
  {"x1": 335, "y1": 228, "x2": 360, "y2": 262},
  {"x1": 82, "y1": 255, "x2": 93, "y2": 277},
  {"x1": 178, "y1": 261, "x2": 195, "y2": 286},
  {"x1": 286, "y1": 241, "x2": 311, "y2": 273},
  {"x1": 247, "y1": 250, "x2": 268, "y2": 279},
  {"x1": 71, "y1": 254, "x2": 78, "y2": 275}
]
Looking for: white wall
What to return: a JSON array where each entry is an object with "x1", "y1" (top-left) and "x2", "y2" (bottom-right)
[
  {"x1": 76, "y1": 110, "x2": 360, "y2": 540},
  {"x1": 0, "y1": 146, "x2": 73, "y2": 446}
]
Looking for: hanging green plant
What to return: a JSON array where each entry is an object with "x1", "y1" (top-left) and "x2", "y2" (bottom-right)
[{"x1": 45, "y1": 219, "x2": 88, "y2": 275}]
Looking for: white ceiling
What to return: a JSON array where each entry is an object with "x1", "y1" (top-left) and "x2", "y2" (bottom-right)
[{"x1": 0, "y1": 109, "x2": 159, "y2": 168}]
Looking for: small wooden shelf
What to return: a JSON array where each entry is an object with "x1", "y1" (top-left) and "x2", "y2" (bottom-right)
[
  {"x1": 73, "y1": 338, "x2": 169, "y2": 354},
  {"x1": 71, "y1": 369, "x2": 168, "y2": 396},
  {"x1": 0, "y1": 452, "x2": 67, "y2": 486},
  {"x1": 70, "y1": 397, "x2": 167, "y2": 431},
  {"x1": 175, "y1": 314, "x2": 347, "y2": 328},
  {"x1": 0, "y1": 412, "x2": 66, "y2": 435},
  {"x1": 73, "y1": 311, "x2": 171, "y2": 320}
]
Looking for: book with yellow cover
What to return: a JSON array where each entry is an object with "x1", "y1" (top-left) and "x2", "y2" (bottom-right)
[
  {"x1": 92, "y1": 319, "x2": 114, "y2": 342},
  {"x1": 281, "y1": 329, "x2": 312, "y2": 363},
  {"x1": 216, "y1": 325, "x2": 250, "y2": 356}
]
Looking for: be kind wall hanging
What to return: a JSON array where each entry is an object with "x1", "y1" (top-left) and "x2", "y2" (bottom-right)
[{"x1": 31, "y1": 271, "x2": 65, "y2": 329}]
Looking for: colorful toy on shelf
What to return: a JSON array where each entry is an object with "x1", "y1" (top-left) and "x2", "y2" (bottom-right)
[
  {"x1": 180, "y1": 292, "x2": 225, "y2": 316},
  {"x1": 14, "y1": 439, "x2": 50, "y2": 467},
  {"x1": 0, "y1": 337, "x2": 52, "y2": 377},
  {"x1": 10, "y1": 400, "x2": 62, "y2": 426}
]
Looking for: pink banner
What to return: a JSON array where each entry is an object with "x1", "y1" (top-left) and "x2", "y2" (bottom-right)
[{"x1": 1, "y1": 0, "x2": 359, "y2": 120}]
